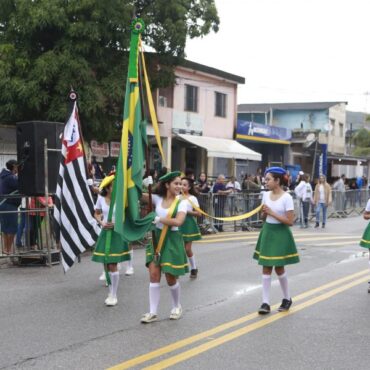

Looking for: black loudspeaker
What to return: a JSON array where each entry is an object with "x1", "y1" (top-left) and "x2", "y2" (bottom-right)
[{"x1": 16, "y1": 121, "x2": 64, "y2": 195}]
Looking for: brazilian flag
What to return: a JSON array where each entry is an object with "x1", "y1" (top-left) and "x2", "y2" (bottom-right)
[{"x1": 113, "y1": 18, "x2": 156, "y2": 242}]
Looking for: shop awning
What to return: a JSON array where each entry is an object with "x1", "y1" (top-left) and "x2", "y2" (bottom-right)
[{"x1": 177, "y1": 134, "x2": 262, "y2": 161}]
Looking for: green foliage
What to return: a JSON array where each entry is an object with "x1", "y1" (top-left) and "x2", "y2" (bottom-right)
[
  {"x1": 0, "y1": 0, "x2": 219, "y2": 140},
  {"x1": 352, "y1": 128, "x2": 370, "y2": 156},
  {"x1": 353, "y1": 128, "x2": 370, "y2": 148}
]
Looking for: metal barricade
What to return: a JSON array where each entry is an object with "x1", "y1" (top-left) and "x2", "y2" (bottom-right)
[
  {"x1": 195, "y1": 191, "x2": 263, "y2": 234},
  {"x1": 0, "y1": 194, "x2": 58, "y2": 265}
]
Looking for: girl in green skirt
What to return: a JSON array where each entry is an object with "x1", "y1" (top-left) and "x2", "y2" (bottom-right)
[
  {"x1": 359, "y1": 198, "x2": 370, "y2": 292},
  {"x1": 92, "y1": 174, "x2": 130, "y2": 306},
  {"x1": 141, "y1": 171, "x2": 188, "y2": 323},
  {"x1": 253, "y1": 167, "x2": 299, "y2": 314},
  {"x1": 180, "y1": 177, "x2": 202, "y2": 278}
]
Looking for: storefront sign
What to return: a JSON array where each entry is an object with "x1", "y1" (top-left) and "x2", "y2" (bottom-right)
[
  {"x1": 110, "y1": 141, "x2": 120, "y2": 157},
  {"x1": 90, "y1": 140, "x2": 109, "y2": 158},
  {"x1": 236, "y1": 120, "x2": 292, "y2": 144}
]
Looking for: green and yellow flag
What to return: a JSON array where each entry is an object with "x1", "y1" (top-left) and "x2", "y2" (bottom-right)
[{"x1": 113, "y1": 18, "x2": 156, "y2": 242}]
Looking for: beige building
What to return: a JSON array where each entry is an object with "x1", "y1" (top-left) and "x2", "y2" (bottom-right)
[{"x1": 148, "y1": 60, "x2": 261, "y2": 178}]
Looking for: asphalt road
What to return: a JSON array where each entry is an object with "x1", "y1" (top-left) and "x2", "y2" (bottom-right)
[{"x1": 1, "y1": 216, "x2": 370, "y2": 370}]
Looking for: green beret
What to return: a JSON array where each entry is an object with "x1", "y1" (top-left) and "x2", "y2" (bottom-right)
[{"x1": 158, "y1": 171, "x2": 181, "y2": 183}]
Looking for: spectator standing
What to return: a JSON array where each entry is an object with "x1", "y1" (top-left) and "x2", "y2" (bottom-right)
[
  {"x1": 294, "y1": 174, "x2": 313, "y2": 228},
  {"x1": 185, "y1": 168, "x2": 195, "y2": 181},
  {"x1": 91, "y1": 156, "x2": 104, "y2": 180},
  {"x1": 254, "y1": 167, "x2": 264, "y2": 188},
  {"x1": 16, "y1": 197, "x2": 29, "y2": 248},
  {"x1": 29, "y1": 196, "x2": 53, "y2": 249},
  {"x1": 226, "y1": 176, "x2": 241, "y2": 192},
  {"x1": 0, "y1": 160, "x2": 20, "y2": 255},
  {"x1": 333, "y1": 174, "x2": 346, "y2": 215},
  {"x1": 196, "y1": 172, "x2": 210, "y2": 194},
  {"x1": 313, "y1": 175, "x2": 332, "y2": 228},
  {"x1": 242, "y1": 174, "x2": 261, "y2": 191},
  {"x1": 212, "y1": 174, "x2": 232, "y2": 232}
]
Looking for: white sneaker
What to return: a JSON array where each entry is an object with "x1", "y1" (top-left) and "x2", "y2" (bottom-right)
[
  {"x1": 141, "y1": 312, "x2": 158, "y2": 323},
  {"x1": 105, "y1": 295, "x2": 117, "y2": 306},
  {"x1": 169, "y1": 306, "x2": 182, "y2": 320},
  {"x1": 104, "y1": 294, "x2": 113, "y2": 305},
  {"x1": 99, "y1": 272, "x2": 106, "y2": 281},
  {"x1": 125, "y1": 267, "x2": 134, "y2": 276}
]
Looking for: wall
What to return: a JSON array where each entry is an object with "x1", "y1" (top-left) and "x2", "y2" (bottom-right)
[{"x1": 156, "y1": 67, "x2": 237, "y2": 140}]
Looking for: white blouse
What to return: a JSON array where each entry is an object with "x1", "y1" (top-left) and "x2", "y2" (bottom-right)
[
  {"x1": 262, "y1": 191, "x2": 294, "y2": 224},
  {"x1": 152, "y1": 194, "x2": 187, "y2": 230}
]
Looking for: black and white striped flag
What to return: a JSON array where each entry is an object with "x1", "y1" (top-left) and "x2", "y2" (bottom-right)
[{"x1": 54, "y1": 102, "x2": 100, "y2": 271}]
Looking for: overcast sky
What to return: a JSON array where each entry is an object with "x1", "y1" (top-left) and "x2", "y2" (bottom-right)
[{"x1": 185, "y1": 0, "x2": 370, "y2": 113}]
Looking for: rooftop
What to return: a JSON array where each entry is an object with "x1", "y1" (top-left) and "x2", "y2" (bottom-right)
[{"x1": 238, "y1": 102, "x2": 347, "y2": 112}]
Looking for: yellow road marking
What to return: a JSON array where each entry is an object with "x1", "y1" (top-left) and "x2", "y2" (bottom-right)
[
  {"x1": 313, "y1": 241, "x2": 360, "y2": 246},
  {"x1": 144, "y1": 275, "x2": 369, "y2": 369},
  {"x1": 202, "y1": 231, "x2": 340, "y2": 240},
  {"x1": 197, "y1": 235, "x2": 359, "y2": 244},
  {"x1": 107, "y1": 269, "x2": 368, "y2": 370}
]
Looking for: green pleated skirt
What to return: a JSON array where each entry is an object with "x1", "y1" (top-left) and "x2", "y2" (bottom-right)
[
  {"x1": 146, "y1": 228, "x2": 189, "y2": 276},
  {"x1": 180, "y1": 215, "x2": 202, "y2": 242},
  {"x1": 360, "y1": 223, "x2": 370, "y2": 249},
  {"x1": 253, "y1": 222, "x2": 299, "y2": 267},
  {"x1": 92, "y1": 229, "x2": 130, "y2": 264}
]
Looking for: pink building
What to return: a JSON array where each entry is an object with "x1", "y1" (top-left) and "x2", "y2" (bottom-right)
[{"x1": 148, "y1": 60, "x2": 261, "y2": 179}]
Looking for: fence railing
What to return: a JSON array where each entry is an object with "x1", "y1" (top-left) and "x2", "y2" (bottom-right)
[
  {"x1": 1, "y1": 189, "x2": 369, "y2": 261},
  {"x1": 0, "y1": 194, "x2": 58, "y2": 264},
  {"x1": 196, "y1": 189, "x2": 369, "y2": 233}
]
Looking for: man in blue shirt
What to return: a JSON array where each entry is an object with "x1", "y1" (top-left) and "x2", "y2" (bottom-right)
[{"x1": 0, "y1": 160, "x2": 20, "y2": 255}]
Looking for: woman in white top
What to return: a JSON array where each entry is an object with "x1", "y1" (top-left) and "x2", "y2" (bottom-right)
[
  {"x1": 180, "y1": 177, "x2": 202, "y2": 278},
  {"x1": 92, "y1": 174, "x2": 130, "y2": 306},
  {"x1": 253, "y1": 167, "x2": 299, "y2": 315},
  {"x1": 141, "y1": 171, "x2": 188, "y2": 323},
  {"x1": 294, "y1": 173, "x2": 313, "y2": 228}
]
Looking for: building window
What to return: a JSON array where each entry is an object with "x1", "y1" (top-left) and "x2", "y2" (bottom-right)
[
  {"x1": 184, "y1": 84, "x2": 198, "y2": 112},
  {"x1": 215, "y1": 92, "x2": 227, "y2": 117},
  {"x1": 339, "y1": 122, "x2": 344, "y2": 137},
  {"x1": 330, "y1": 119, "x2": 335, "y2": 136},
  {"x1": 158, "y1": 87, "x2": 173, "y2": 108}
]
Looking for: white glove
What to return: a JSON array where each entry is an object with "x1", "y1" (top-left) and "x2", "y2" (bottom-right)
[
  {"x1": 152, "y1": 216, "x2": 161, "y2": 225},
  {"x1": 86, "y1": 178, "x2": 94, "y2": 186},
  {"x1": 143, "y1": 176, "x2": 153, "y2": 187}
]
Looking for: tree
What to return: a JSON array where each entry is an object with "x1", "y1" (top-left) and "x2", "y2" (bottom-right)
[
  {"x1": 353, "y1": 128, "x2": 370, "y2": 156},
  {"x1": 0, "y1": 0, "x2": 219, "y2": 140}
]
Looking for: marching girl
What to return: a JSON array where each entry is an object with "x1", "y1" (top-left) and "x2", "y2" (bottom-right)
[
  {"x1": 359, "y1": 198, "x2": 370, "y2": 293},
  {"x1": 92, "y1": 174, "x2": 130, "y2": 306},
  {"x1": 141, "y1": 171, "x2": 189, "y2": 323},
  {"x1": 180, "y1": 177, "x2": 202, "y2": 278},
  {"x1": 253, "y1": 167, "x2": 299, "y2": 314}
]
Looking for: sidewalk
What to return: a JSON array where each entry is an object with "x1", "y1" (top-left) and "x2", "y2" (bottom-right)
[{"x1": 294, "y1": 213, "x2": 366, "y2": 236}]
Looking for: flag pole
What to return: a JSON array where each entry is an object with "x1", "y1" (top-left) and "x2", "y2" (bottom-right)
[
  {"x1": 137, "y1": 34, "x2": 157, "y2": 249},
  {"x1": 68, "y1": 89, "x2": 89, "y2": 180}
]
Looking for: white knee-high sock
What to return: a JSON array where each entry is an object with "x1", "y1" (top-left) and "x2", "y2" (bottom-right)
[
  {"x1": 108, "y1": 280, "x2": 113, "y2": 296},
  {"x1": 278, "y1": 272, "x2": 290, "y2": 300},
  {"x1": 368, "y1": 260, "x2": 370, "y2": 270},
  {"x1": 169, "y1": 282, "x2": 180, "y2": 309},
  {"x1": 109, "y1": 272, "x2": 120, "y2": 298},
  {"x1": 128, "y1": 249, "x2": 134, "y2": 268},
  {"x1": 262, "y1": 274, "x2": 271, "y2": 304},
  {"x1": 149, "y1": 283, "x2": 161, "y2": 314},
  {"x1": 188, "y1": 256, "x2": 196, "y2": 270}
]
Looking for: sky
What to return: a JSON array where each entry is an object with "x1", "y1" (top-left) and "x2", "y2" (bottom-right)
[{"x1": 185, "y1": 0, "x2": 370, "y2": 113}]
